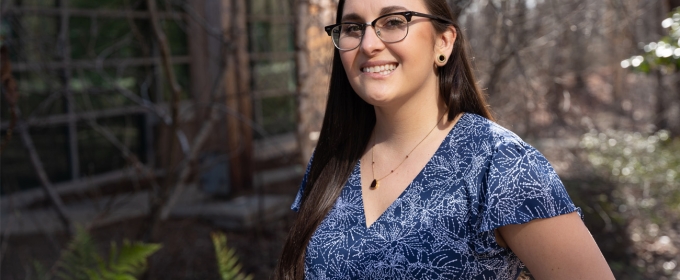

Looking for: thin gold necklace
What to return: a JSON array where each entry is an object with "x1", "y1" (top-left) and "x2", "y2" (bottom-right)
[{"x1": 370, "y1": 113, "x2": 445, "y2": 190}]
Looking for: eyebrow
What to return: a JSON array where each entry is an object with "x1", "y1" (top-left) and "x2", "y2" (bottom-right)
[{"x1": 341, "y1": 5, "x2": 409, "y2": 22}]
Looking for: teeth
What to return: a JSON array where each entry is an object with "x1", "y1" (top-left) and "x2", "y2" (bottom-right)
[{"x1": 362, "y1": 64, "x2": 398, "y2": 75}]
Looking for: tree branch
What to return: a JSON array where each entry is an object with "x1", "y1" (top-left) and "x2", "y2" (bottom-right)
[
  {"x1": 145, "y1": 0, "x2": 185, "y2": 240},
  {"x1": 0, "y1": 44, "x2": 17, "y2": 154},
  {"x1": 15, "y1": 111, "x2": 73, "y2": 235}
]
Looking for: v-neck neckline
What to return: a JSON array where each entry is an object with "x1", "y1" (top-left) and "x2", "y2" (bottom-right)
[{"x1": 357, "y1": 113, "x2": 467, "y2": 229}]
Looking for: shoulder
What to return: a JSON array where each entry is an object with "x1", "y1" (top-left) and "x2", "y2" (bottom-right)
[
  {"x1": 456, "y1": 113, "x2": 530, "y2": 154},
  {"x1": 465, "y1": 115, "x2": 579, "y2": 233},
  {"x1": 291, "y1": 153, "x2": 314, "y2": 212}
]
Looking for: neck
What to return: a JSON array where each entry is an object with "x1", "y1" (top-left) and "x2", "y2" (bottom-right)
[{"x1": 372, "y1": 91, "x2": 448, "y2": 148}]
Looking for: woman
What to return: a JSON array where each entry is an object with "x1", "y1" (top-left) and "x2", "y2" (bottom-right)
[{"x1": 277, "y1": 0, "x2": 615, "y2": 279}]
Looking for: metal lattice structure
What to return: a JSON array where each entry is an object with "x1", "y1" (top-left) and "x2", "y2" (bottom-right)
[{"x1": 0, "y1": 0, "x2": 298, "y2": 206}]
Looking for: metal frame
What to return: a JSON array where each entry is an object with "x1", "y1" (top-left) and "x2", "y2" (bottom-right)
[
  {"x1": 2, "y1": 2, "x2": 187, "y2": 193},
  {"x1": 246, "y1": 1, "x2": 297, "y2": 135},
  {"x1": 1, "y1": 0, "x2": 299, "y2": 202}
]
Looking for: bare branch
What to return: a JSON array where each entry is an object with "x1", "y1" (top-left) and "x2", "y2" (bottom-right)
[
  {"x1": 0, "y1": 44, "x2": 17, "y2": 154},
  {"x1": 160, "y1": 110, "x2": 216, "y2": 220},
  {"x1": 144, "y1": 0, "x2": 186, "y2": 240},
  {"x1": 15, "y1": 112, "x2": 73, "y2": 234}
]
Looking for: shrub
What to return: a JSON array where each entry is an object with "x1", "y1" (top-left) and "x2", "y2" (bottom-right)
[
  {"x1": 580, "y1": 129, "x2": 680, "y2": 278},
  {"x1": 54, "y1": 227, "x2": 162, "y2": 280},
  {"x1": 211, "y1": 232, "x2": 253, "y2": 280}
]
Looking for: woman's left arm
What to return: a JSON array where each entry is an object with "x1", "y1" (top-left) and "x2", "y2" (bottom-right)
[{"x1": 497, "y1": 212, "x2": 615, "y2": 280}]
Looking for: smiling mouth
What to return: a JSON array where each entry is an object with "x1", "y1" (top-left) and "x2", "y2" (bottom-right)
[{"x1": 362, "y1": 63, "x2": 398, "y2": 76}]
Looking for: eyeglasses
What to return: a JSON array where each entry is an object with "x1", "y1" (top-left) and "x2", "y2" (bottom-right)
[{"x1": 324, "y1": 11, "x2": 453, "y2": 51}]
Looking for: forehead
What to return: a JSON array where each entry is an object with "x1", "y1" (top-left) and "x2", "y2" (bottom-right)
[{"x1": 341, "y1": 0, "x2": 428, "y2": 21}]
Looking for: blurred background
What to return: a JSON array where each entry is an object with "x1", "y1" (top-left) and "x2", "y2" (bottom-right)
[{"x1": 1, "y1": 0, "x2": 679, "y2": 279}]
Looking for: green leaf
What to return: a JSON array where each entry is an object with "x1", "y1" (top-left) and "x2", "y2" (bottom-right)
[
  {"x1": 211, "y1": 232, "x2": 253, "y2": 280},
  {"x1": 626, "y1": 7, "x2": 680, "y2": 73},
  {"x1": 52, "y1": 226, "x2": 161, "y2": 280}
]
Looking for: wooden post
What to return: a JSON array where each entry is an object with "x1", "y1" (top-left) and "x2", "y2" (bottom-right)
[
  {"x1": 295, "y1": 0, "x2": 338, "y2": 164},
  {"x1": 235, "y1": 0, "x2": 253, "y2": 191},
  {"x1": 188, "y1": 0, "x2": 210, "y2": 114},
  {"x1": 58, "y1": 0, "x2": 81, "y2": 180},
  {"x1": 222, "y1": 0, "x2": 253, "y2": 194},
  {"x1": 188, "y1": 0, "x2": 222, "y2": 146}
]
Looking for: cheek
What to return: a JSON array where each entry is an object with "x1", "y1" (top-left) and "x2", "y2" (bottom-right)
[
  {"x1": 400, "y1": 42, "x2": 435, "y2": 73},
  {"x1": 410, "y1": 27, "x2": 437, "y2": 57},
  {"x1": 339, "y1": 52, "x2": 356, "y2": 75}
]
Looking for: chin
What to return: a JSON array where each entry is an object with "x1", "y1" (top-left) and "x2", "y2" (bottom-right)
[
  {"x1": 358, "y1": 91, "x2": 398, "y2": 107},
  {"x1": 353, "y1": 83, "x2": 398, "y2": 102}
]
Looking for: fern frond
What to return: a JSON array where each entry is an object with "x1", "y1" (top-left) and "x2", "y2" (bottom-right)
[
  {"x1": 56, "y1": 226, "x2": 101, "y2": 280},
  {"x1": 32, "y1": 260, "x2": 49, "y2": 280},
  {"x1": 53, "y1": 226, "x2": 161, "y2": 280},
  {"x1": 108, "y1": 239, "x2": 162, "y2": 277},
  {"x1": 211, "y1": 232, "x2": 253, "y2": 280}
]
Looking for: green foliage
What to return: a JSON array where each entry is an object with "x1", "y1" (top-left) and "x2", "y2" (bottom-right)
[
  {"x1": 211, "y1": 232, "x2": 253, "y2": 280},
  {"x1": 580, "y1": 129, "x2": 680, "y2": 217},
  {"x1": 53, "y1": 227, "x2": 161, "y2": 280},
  {"x1": 32, "y1": 261, "x2": 50, "y2": 280},
  {"x1": 622, "y1": 8, "x2": 680, "y2": 73}
]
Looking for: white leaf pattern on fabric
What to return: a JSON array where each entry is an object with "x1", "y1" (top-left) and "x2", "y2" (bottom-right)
[{"x1": 291, "y1": 113, "x2": 581, "y2": 279}]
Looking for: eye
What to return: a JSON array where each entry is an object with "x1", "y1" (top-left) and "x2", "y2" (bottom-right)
[
  {"x1": 341, "y1": 24, "x2": 363, "y2": 36},
  {"x1": 380, "y1": 17, "x2": 407, "y2": 29},
  {"x1": 347, "y1": 25, "x2": 362, "y2": 32}
]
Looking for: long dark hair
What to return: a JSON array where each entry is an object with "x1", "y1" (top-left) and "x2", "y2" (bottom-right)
[{"x1": 276, "y1": 1, "x2": 492, "y2": 278}]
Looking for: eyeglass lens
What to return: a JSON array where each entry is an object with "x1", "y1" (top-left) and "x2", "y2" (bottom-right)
[{"x1": 331, "y1": 14, "x2": 409, "y2": 50}]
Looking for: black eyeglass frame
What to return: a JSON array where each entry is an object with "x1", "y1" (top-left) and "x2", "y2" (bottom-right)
[{"x1": 324, "y1": 11, "x2": 454, "y2": 51}]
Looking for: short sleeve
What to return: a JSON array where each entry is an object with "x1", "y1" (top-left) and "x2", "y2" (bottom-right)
[
  {"x1": 291, "y1": 155, "x2": 313, "y2": 212},
  {"x1": 478, "y1": 140, "x2": 581, "y2": 232}
]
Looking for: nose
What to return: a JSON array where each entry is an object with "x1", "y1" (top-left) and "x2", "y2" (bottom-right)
[{"x1": 359, "y1": 25, "x2": 386, "y2": 55}]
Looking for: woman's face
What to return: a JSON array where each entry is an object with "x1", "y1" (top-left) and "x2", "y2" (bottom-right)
[{"x1": 339, "y1": 0, "x2": 440, "y2": 108}]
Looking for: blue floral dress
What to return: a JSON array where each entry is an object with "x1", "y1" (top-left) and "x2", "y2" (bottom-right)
[{"x1": 291, "y1": 113, "x2": 581, "y2": 279}]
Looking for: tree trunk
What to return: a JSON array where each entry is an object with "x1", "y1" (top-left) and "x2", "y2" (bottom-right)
[
  {"x1": 294, "y1": 0, "x2": 338, "y2": 164},
  {"x1": 222, "y1": 0, "x2": 253, "y2": 194}
]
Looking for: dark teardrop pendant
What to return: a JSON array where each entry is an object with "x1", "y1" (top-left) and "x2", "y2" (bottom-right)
[{"x1": 370, "y1": 179, "x2": 378, "y2": 190}]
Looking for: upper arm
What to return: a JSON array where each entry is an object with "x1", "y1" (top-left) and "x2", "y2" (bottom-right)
[{"x1": 497, "y1": 212, "x2": 615, "y2": 280}]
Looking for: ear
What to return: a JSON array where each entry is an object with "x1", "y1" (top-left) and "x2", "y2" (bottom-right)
[{"x1": 434, "y1": 26, "x2": 457, "y2": 66}]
